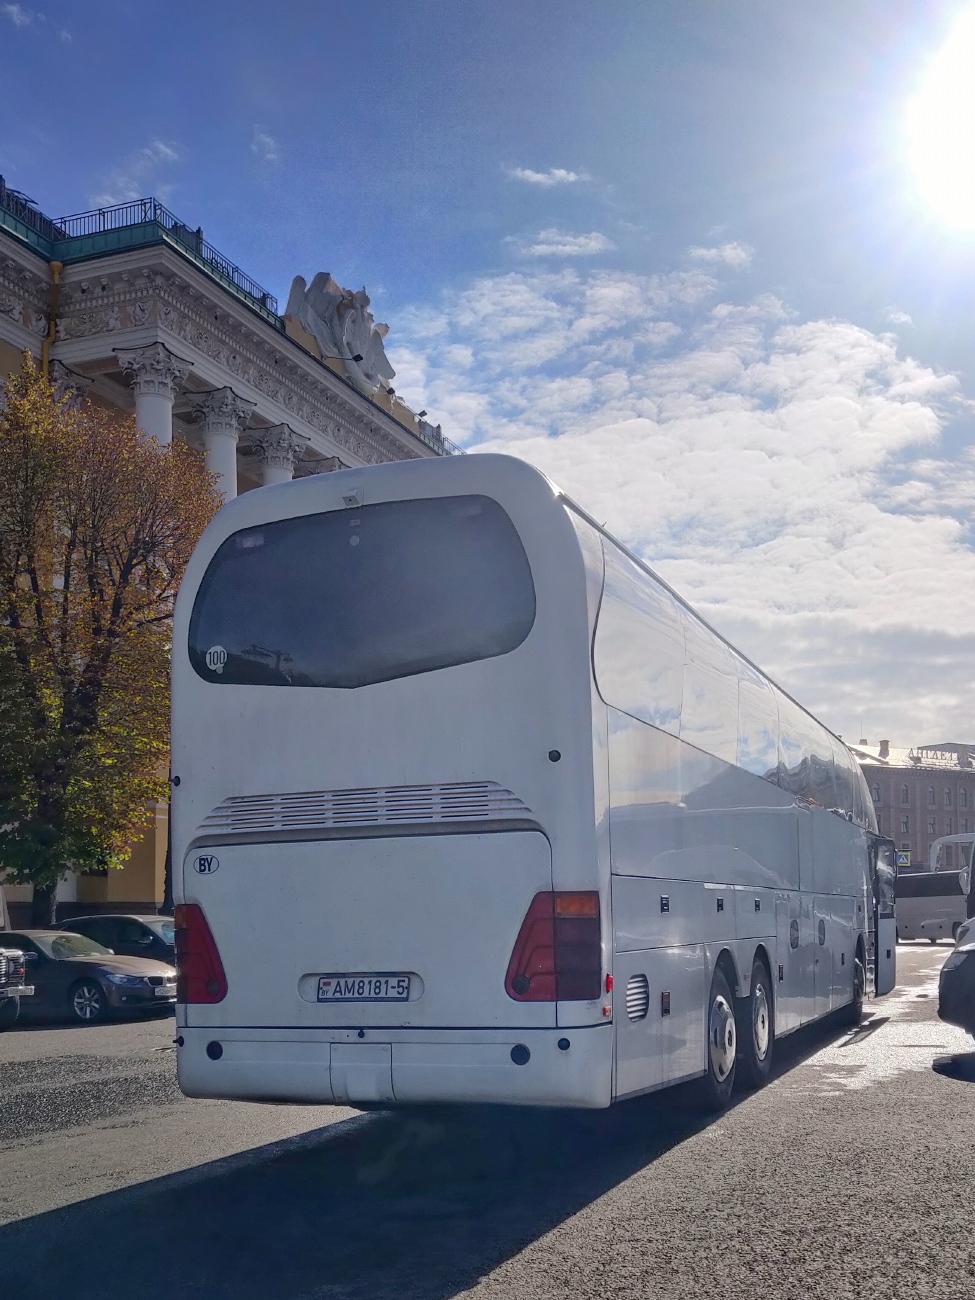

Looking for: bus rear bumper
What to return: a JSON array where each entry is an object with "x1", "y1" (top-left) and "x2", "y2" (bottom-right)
[{"x1": 176, "y1": 1024, "x2": 613, "y2": 1109}]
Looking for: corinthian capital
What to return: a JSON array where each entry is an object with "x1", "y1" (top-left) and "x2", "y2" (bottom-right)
[
  {"x1": 193, "y1": 386, "x2": 256, "y2": 441},
  {"x1": 115, "y1": 342, "x2": 192, "y2": 400},
  {"x1": 249, "y1": 424, "x2": 309, "y2": 471}
]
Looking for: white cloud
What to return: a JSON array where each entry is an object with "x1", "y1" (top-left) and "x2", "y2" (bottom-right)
[
  {"x1": 688, "y1": 241, "x2": 754, "y2": 268},
  {"x1": 390, "y1": 259, "x2": 975, "y2": 741},
  {"x1": 2, "y1": 4, "x2": 37, "y2": 25},
  {"x1": 58, "y1": 26, "x2": 70, "y2": 41},
  {"x1": 505, "y1": 166, "x2": 591, "y2": 186},
  {"x1": 90, "y1": 140, "x2": 181, "y2": 207},
  {"x1": 514, "y1": 228, "x2": 617, "y2": 258},
  {"x1": 251, "y1": 128, "x2": 279, "y2": 164},
  {"x1": 886, "y1": 306, "x2": 914, "y2": 326}
]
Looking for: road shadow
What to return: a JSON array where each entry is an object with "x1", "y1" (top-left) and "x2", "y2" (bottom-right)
[
  {"x1": 0, "y1": 1014, "x2": 850, "y2": 1300},
  {"x1": 10, "y1": 1006, "x2": 175, "y2": 1032},
  {"x1": 932, "y1": 1051, "x2": 975, "y2": 1082}
]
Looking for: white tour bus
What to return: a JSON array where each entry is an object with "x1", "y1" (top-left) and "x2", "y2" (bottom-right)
[{"x1": 172, "y1": 453, "x2": 896, "y2": 1112}]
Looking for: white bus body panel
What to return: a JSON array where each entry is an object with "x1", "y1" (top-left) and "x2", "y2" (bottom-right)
[{"x1": 172, "y1": 453, "x2": 884, "y2": 1110}]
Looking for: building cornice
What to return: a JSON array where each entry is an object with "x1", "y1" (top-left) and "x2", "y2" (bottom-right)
[{"x1": 0, "y1": 230, "x2": 432, "y2": 468}]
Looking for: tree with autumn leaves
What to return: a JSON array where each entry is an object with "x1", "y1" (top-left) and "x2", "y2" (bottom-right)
[{"x1": 0, "y1": 355, "x2": 221, "y2": 924}]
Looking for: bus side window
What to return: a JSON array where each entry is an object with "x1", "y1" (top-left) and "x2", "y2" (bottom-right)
[
  {"x1": 735, "y1": 660, "x2": 779, "y2": 782},
  {"x1": 593, "y1": 545, "x2": 685, "y2": 736}
]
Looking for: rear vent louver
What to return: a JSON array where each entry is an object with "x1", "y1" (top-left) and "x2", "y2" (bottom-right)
[
  {"x1": 194, "y1": 781, "x2": 538, "y2": 847},
  {"x1": 626, "y1": 974, "x2": 650, "y2": 1021}
]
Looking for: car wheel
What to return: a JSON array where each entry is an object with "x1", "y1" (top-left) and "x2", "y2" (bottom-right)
[
  {"x1": 736, "y1": 958, "x2": 774, "y2": 1090},
  {"x1": 0, "y1": 997, "x2": 19, "y2": 1031},
  {"x1": 69, "y1": 980, "x2": 105, "y2": 1024},
  {"x1": 840, "y1": 949, "x2": 866, "y2": 1027},
  {"x1": 929, "y1": 938, "x2": 939, "y2": 945},
  {"x1": 694, "y1": 967, "x2": 737, "y2": 1111}
]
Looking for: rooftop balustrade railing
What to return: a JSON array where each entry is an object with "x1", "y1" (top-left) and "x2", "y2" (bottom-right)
[
  {"x1": 55, "y1": 197, "x2": 279, "y2": 313},
  {"x1": 0, "y1": 175, "x2": 67, "y2": 242}
]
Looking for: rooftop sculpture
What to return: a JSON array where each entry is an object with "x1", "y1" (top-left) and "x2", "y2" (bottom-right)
[{"x1": 284, "y1": 272, "x2": 395, "y2": 398}]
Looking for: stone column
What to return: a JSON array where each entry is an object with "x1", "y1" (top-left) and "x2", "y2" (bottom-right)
[
  {"x1": 115, "y1": 343, "x2": 191, "y2": 446},
  {"x1": 194, "y1": 387, "x2": 256, "y2": 502},
  {"x1": 49, "y1": 361, "x2": 94, "y2": 410},
  {"x1": 249, "y1": 424, "x2": 309, "y2": 486}
]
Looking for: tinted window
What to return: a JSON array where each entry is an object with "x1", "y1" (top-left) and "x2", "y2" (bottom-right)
[
  {"x1": 679, "y1": 610, "x2": 738, "y2": 765},
  {"x1": 72, "y1": 918, "x2": 115, "y2": 946},
  {"x1": 736, "y1": 661, "x2": 779, "y2": 781},
  {"x1": 37, "y1": 933, "x2": 112, "y2": 959},
  {"x1": 146, "y1": 919, "x2": 175, "y2": 946},
  {"x1": 189, "y1": 495, "x2": 536, "y2": 689},
  {"x1": 594, "y1": 544, "x2": 684, "y2": 735}
]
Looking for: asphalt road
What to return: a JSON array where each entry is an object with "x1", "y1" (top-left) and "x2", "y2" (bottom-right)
[{"x1": 2, "y1": 943, "x2": 974, "y2": 1300}]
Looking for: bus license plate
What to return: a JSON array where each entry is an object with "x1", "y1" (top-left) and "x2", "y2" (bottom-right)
[{"x1": 317, "y1": 974, "x2": 410, "y2": 1003}]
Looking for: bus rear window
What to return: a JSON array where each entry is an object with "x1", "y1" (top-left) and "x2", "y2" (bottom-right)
[{"x1": 187, "y1": 493, "x2": 536, "y2": 688}]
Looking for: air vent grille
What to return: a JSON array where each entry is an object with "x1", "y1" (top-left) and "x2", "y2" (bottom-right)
[
  {"x1": 196, "y1": 781, "x2": 537, "y2": 846},
  {"x1": 626, "y1": 974, "x2": 650, "y2": 1021}
]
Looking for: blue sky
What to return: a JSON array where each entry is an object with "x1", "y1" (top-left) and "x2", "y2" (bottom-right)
[{"x1": 2, "y1": 0, "x2": 975, "y2": 742}]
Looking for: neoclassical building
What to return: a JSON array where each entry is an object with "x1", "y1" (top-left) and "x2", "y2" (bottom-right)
[{"x1": 0, "y1": 178, "x2": 456, "y2": 921}]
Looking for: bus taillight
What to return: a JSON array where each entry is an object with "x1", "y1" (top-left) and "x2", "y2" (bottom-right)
[
  {"x1": 505, "y1": 891, "x2": 601, "y2": 1002},
  {"x1": 174, "y1": 903, "x2": 227, "y2": 1003}
]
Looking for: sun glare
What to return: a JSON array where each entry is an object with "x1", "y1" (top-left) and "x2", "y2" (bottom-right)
[{"x1": 906, "y1": 8, "x2": 975, "y2": 229}]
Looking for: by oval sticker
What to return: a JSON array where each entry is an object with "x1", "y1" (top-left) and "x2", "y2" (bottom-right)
[
  {"x1": 193, "y1": 854, "x2": 219, "y2": 875},
  {"x1": 205, "y1": 645, "x2": 227, "y2": 674}
]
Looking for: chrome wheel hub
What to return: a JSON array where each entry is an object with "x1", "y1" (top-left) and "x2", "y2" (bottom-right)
[
  {"x1": 709, "y1": 993, "x2": 736, "y2": 1081},
  {"x1": 73, "y1": 986, "x2": 100, "y2": 1020},
  {"x1": 752, "y1": 981, "x2": 770, "y2": 1061}
]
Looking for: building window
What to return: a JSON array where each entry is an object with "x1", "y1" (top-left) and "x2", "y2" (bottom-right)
[
  {"x1": 928, "y1": 787, "x2": 936, "y2": 806},
  {"x1": 962, "y1": 789, "x2": 968, "y2": 808},
  {"x1": 945, "y1": 788, "x2": 953, "y2": 807},
  {"x1": 963, "y1": 819, "x2": 969, "y2": 834},
  {"x1": 901, "y1": 815, "x2": 909, "y2": 834},
  {"x1": 901, "y1": 784, "x2": 910, "y2": 805},
  {"x1": 947, "y1": 818, "x2": 953, "y2": 835},
  {"x1": 871, "y1": 783, "x2": 881, "y2": 804},
  {"x1": 946, "y1": 845, "x2": 954, "y2": 868},
  {"x1": 900, "y1": 842, "x2": 910, "y2": 851},
  {"x1": 928, "y1": 816, "x2": 937, "y2": 835}
]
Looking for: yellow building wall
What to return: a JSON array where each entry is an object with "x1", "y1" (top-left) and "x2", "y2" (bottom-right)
[
  {"x1": 76, "y1": 801, "x2": 167, "y2": 908},
  {"x1": 0, "y1": 338, "x2": 28, "y2": 379}
]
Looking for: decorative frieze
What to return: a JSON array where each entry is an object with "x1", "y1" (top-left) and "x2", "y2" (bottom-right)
[{"x1": 53, "y1": 263, "x2": 421, "y2": 467}]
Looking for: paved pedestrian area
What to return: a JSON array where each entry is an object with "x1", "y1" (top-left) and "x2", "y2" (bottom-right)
[{"x1": 1, "y1": 943, "x2": 972, "y2": 1299}]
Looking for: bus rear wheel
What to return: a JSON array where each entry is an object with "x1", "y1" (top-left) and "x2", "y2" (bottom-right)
[
  {"x1": 839, "y1": 949, "x2": 865, "y2": 1027},
  {"x1": 736, "y1": 958, "x2": 774, "y2": 1090},
  {"x1": 695, "y1": 967, "x2": 737, "y2": 1111}
]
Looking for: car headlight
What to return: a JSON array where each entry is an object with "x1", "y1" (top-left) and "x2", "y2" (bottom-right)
[
  {"x1": 104, "y1": 972, "x2": 149, "y2": 987},
  {"x1": 942, "y1": 951, "x2": 969, "y2": 973}
]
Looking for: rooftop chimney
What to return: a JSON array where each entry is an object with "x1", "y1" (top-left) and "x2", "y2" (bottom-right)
[{"x1": 879, "y1": 740, "x2": 890, "y2": 760}]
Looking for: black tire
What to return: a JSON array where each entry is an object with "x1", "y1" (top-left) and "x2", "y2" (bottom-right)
[
  {"x1": 69, "y1": 979, "x2": 106, "y2": 1024},
  {"x1": 694, "y1": 966, "x2": 737, "y2": 1111},
  {"x1": 0, "y1": 997, "x2": 19, "y2": 1031},
  {"x1": 839, "y1": 948, "x2": 866, "y2": 1027},
  {"x1": 929, "y1": 938, "x2": 939, "y2": 945},
  {"x1": 736, "y1": 958, "x2": 774, "y2": 1090}
]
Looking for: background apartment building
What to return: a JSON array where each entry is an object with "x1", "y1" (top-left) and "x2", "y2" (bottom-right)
[{"x1": 851, "y1": 740, "x2": 975, "y2": 870}]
